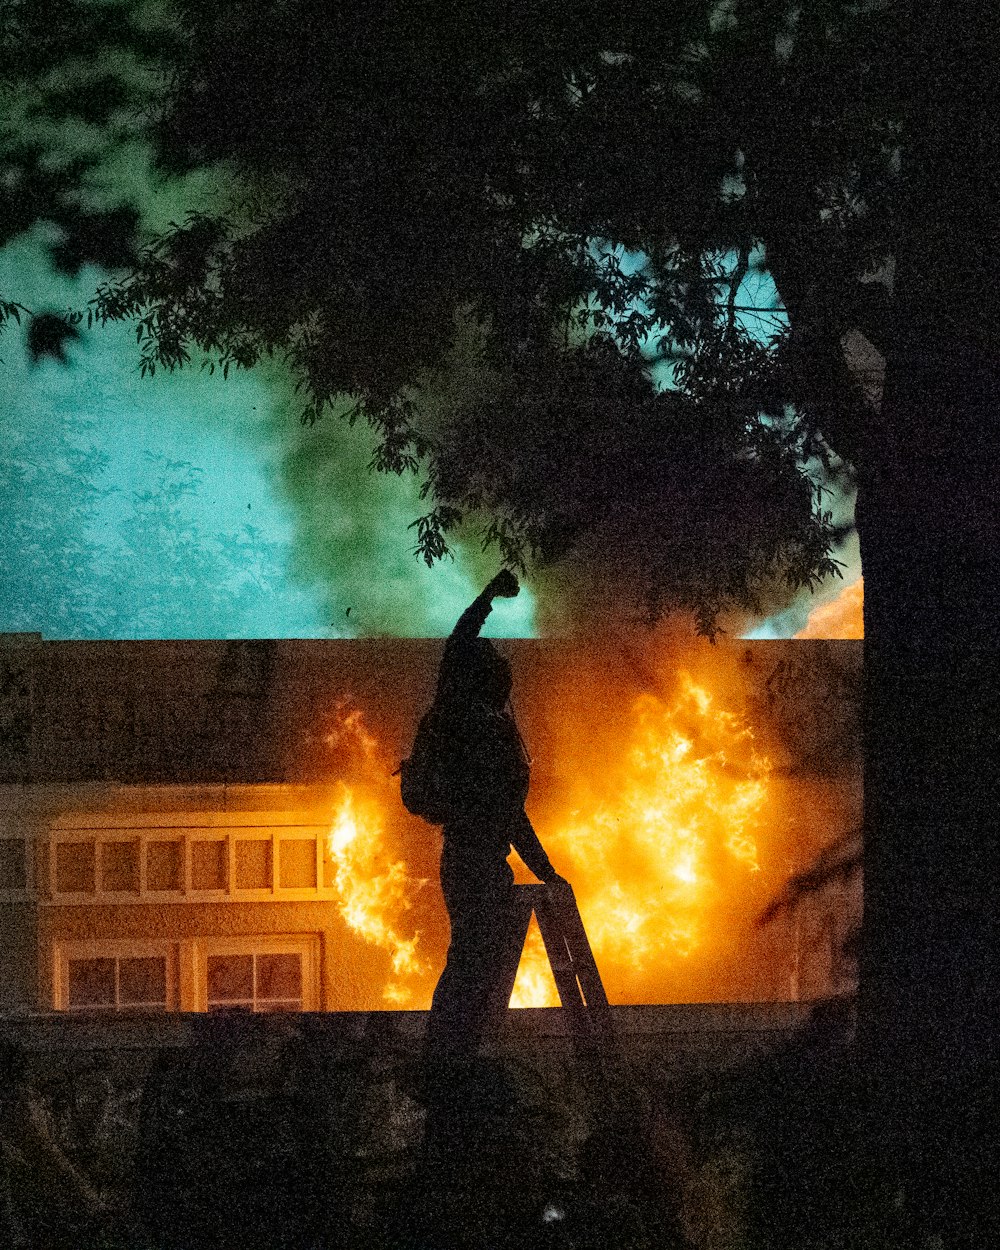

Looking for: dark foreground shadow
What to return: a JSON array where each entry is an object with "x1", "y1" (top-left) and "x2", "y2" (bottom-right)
[
  {"x1": 388, "y1": 1053, "x2": 690, "y2": 1250},
  {"x1": 136, "y1": 1013, "x2": 331, "y2": 1250}
]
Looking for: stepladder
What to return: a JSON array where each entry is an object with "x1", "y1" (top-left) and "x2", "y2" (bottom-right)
[{"x1": 488, "y1": 881, "x2": 616, "y2": 1057}]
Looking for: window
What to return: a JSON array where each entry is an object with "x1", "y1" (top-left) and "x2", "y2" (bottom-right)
[
  {"x1": 234, "y1": 838, "x2": 271, "y2": 890},
  {"x1": 55, "y1": 941, "x2": 176, "y2": 1011},
  {"x1": 278, "y1": 839, "x2": 317, "y2": 889},
  {"x1": 196, "y1": 935, "x2": 320, "y2": 1012},
  {"x1": 147, "y1": 838, "x2": 183, "y2": 891},
  {"x1": 53, "y1": 934, "x2": 320, "y2": 1012},
  {"x1": 207, "y1": 952, "x2": 303, "y2": 1012},
  {"x1": 68, "y1": 956, "x2": 167, "y2": 1011},
  {"x1": 0, "y1": 833, "x2": 31, "y2": 899},
  {"x1": 100, "y1": 840, "x2": 140, "y2": 893},
  {"x1": 191, "y1": 838, "x2": 227, "y2": 891},
  {"x1": 55, "y1": 840, "x2": 96, "y2": 894},
  {"x1": 45, "y1": 826, "x2": 331, "y2": 903}
]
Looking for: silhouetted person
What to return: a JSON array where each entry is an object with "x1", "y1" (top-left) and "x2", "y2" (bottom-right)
[{"x1": 423, "y1": 571, "x2": 567, "y2": 1073}]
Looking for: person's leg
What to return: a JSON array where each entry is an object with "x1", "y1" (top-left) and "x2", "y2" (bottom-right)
[
  {"x1": 425, "y1": 845, "x2": 514, "y2": 1062},
  {"x1": 418, "y1": 846, "x2": 518, "y2": 1206}
]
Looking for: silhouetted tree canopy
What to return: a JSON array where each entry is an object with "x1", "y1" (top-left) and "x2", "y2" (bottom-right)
[
  {"x1": 0, "y1": 0, "x2": 170, "y2": 262},
  {"x1": 0, "y1": 0, "x2": 175, "y2": 369},
  {"x1": 57, "y1": 0, "x2": 902, "y2": 630}
]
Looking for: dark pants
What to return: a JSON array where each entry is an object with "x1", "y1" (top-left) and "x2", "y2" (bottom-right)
[{"x1": 425, "y1": 837, "x2": 514, "y2": 1061}]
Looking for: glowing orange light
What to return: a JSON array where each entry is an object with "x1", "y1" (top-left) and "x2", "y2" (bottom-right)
[
  {"x1": 509, "y1": 919, "x2": 559, "y2": 1009},
  {"x1": 512, "y1": 673, "x2": 771, "y2": 1006},
  {"x1": 323, "y1": 706, "x2": 429, "y2": 1006},
  {"x1": 795, "y1": 577, "x2": 864, "y2": 638},
  {"x1": 319, "y1": 675, "x2": 772, "y2": 1011},
  {"x1": 323, "y1": 703, "x2": 381, "y2": 760}
]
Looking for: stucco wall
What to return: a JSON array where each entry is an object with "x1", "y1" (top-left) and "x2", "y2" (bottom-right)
[{"x1": 0, "y1": 902, "x2": 37, "y2": 1009}]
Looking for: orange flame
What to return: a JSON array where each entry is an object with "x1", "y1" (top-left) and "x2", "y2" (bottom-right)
[
  {"x1": 323, "y1": 706, "x2": 429, "y2": 1005},
  {"x1": 509, "y1": 918, "x2": 559, "y2": 1009},
  {"x1": 320, "y1": 676, "x2": 772, "y2": 1010},
  {"x1": 512, "y1": 673, "x2": 770, "y2": 1006},
  {"x1": 795, "y1": 578, "x2": 864, "y2": 638}
]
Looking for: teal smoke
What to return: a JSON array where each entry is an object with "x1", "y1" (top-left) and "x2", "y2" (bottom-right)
[{"x1": 0, "y1": 230, "x2": 535, "y2": 639}]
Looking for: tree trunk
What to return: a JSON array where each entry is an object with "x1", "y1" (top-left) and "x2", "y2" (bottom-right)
[{"x1": 856, "y1": 4, "x2": 1000, "y2": 1240}]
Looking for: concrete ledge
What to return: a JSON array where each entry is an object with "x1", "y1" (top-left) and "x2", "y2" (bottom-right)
[{"x1": 0, "y1": 1000, "x2": 819, "y2": 1051}]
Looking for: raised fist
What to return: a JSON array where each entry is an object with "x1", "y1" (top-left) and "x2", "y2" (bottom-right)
[{"x1": 487, "y1": 569, "x2": 520, "y2": 599}]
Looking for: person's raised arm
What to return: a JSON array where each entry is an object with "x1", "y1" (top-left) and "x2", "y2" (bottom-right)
[{"x1": 449, "y1": 570, "x2": 519, "y2": 644}]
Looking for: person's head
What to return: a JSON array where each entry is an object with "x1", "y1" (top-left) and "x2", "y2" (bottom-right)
[{"x1": 440, "y1": 638, "x2": 512, "y2": 710}]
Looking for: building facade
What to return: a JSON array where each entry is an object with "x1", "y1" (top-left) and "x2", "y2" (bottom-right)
[{"x1": 1, "y1": 633, "x2": 863, "y2": 1015}]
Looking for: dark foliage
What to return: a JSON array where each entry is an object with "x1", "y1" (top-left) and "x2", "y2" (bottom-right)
[
  {"x1": 25, "y1": 310, "x2": 80, "y2": 363},
  {"x1": 4, "y1": 7, "x2": 999, "y2": 1240},
  {"x1": 0, "y1": 0, "x2": 169, "y2": 264},
  {"x1": 136, "y1": 1015, "x2": 332, "y2": 1250},
  {"x1": 68, "y1": 0, "x2": 900, "y2": 629}
]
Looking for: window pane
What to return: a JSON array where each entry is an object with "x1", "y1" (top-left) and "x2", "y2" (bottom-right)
[
  {"x1": 207, "y1": 954, "x2": 253, "y2": 1003},
  {"x1": 0, "y1": 838, "x2": 26, "y2": 891},
  {"x1": 101, "y1": 841, "x2": 139, "y2": 894},
  {"x1": 235, "y1": 839, "x2": 272, "y2": 891},
  {"x1": 147, "y1": 840, "x2": 182, "y2": 891},
  {"x1": 278, "y1": 839, "x2": 316, "y2": 889},
  {"x1": 68, "y1": 958, "x2": 116, "y2": 1008},
  {"x1": 192, "y1": 839, "x2": 227, "y2": 891},
  {"x1": 118, "y1": 957, "x2": 167, "y2": 1007},
  {"x1": 56, "y1": 841, "x2": 96, "y2": 894},
  {"x1": 255, "y1": 953, "x2": 302, "y2": 1002}
]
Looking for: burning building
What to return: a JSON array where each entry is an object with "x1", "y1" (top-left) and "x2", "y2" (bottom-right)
[{"x1": 0, "y1": 632, "x2": 861, "y2": 1017}]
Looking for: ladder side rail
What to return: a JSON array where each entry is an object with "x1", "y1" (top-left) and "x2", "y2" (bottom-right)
[
  {"x1": 544, "y1": 886, "x2": 617, "y2": 1042},
  {"x1": 533, "y1": 892, "x2": 601, "y2": 1051},
  {"x1": 487, "y1": 883, "x2": 617, "y2": 1058},
  {"x1": 550, "y1": 884, "x2": 612, "y2": 1006},
  {"x1": 533, "y1": 894, "x2": 584, "y2": 1004}
]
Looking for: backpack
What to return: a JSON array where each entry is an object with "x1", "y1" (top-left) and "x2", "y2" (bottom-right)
[
  {"x1": 398, "y1": 705, "x2": 461, "y2": 825},
  {"x1": 399, "y1": 703, "x2": 530, "y2": 826}
]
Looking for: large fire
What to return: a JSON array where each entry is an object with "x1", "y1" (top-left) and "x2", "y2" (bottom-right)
[
  {"x1": 510, "y1": 673, "x2": 769, "y2": 1006},
  {"x1": 322, "y1": 705, "x2": 431, "y2": 1005},
  {"x1": 321, "y1": 670, "x2": 774, "y2": 1010},
  {"x1": 327, "y1": 784, "x2": 430, "y2": 1005}
]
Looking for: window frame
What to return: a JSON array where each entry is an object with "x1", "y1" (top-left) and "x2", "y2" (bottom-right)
[
  {"x1": 44, "y1": 823, "x2": 332, "y2": 905},
  {"x1": 193, "y1": 933, "x2": 321, "y2": 1013},
  {"x1": 53, "y1": 938, "x2": 179, "y2": 1012},
  {"x1": 53, "y1": 933, "x2": 322, "y2": 1012}
]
